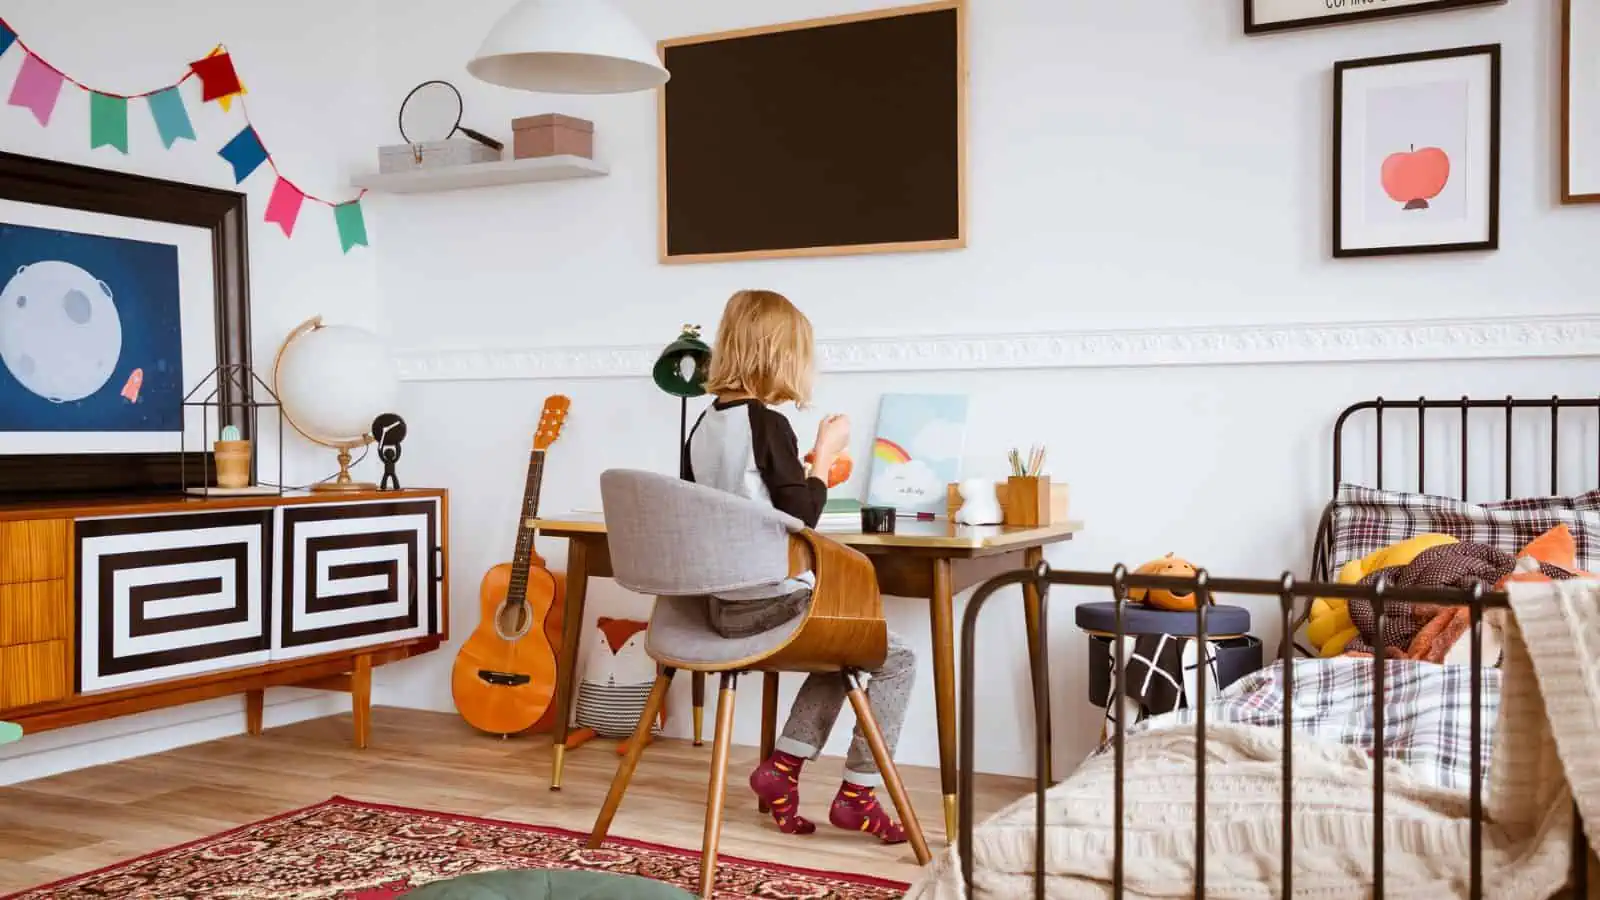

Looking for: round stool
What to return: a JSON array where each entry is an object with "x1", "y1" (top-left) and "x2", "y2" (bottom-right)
[
  {"x1": 1074, "y1": 602, "x2": 1263, "y2": 708},
  {"x1": 400, "y1": 870, "x2": 695, "y2": 899}
]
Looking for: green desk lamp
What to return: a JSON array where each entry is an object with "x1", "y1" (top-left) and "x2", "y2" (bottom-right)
[{"x1": 653, "y1": 325, "x2": 712, "y2": 479}]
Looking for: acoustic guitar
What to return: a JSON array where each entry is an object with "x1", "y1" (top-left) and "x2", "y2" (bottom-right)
[{"x1": 452, "y1": 395, "x2": 570, "y2": 736}]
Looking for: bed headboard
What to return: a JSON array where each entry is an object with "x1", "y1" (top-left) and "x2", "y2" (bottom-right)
[{"x1": 1331, "y1": 396, "x2": 1600, "y2": 503}]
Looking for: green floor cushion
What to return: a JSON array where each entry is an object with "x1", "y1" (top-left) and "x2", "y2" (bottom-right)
[
  {"x1": 0, "y1": 722, "x2": 20, "y2": 745},
  {"x1": 402, "y1": 869, "x2": 695, "y2": 900}
]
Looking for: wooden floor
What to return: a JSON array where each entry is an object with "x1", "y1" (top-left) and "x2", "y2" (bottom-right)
[{"x1": 0, "y1": 708, "x2": 1031, "y2": 893}]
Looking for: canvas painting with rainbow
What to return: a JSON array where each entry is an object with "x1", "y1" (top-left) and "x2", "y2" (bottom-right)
[{"x1": 865, "y1": 393, "x2": 970, "y2": 516}]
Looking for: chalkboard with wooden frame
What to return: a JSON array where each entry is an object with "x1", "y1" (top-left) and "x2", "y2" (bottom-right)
[{"x1": 657, "y1": 1, "x2": 966, "y2": 264}]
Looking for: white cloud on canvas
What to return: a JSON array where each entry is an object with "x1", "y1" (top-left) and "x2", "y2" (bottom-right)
[{"x1": 869, "y1": 459, "x2": 942, "y2": 507}]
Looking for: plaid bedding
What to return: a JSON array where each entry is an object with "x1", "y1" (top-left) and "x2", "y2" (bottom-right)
[
  {"x1": 1119, "y1": 657, "x2": 1500, "y2": 791},
  {"x1": 1328, "y1": 482, "x2": 1600, "y2": 573}
]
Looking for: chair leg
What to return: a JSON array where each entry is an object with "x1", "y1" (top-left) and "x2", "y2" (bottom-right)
[
  {"x1": 757, "y1": 671, "x2": 779, "y2": 813},
  {"x1": 588, "y1": 669, "x2": 676, "y2": 848},
  {"x1": 692, "y1": 671, "x2": 706, "y2": 746},
  {"x1": 700, "y1": 672, "x2": 739, "y2": 899},
  {"x1": 844, "y1": 670, "x2": 932, "y2": 866}
]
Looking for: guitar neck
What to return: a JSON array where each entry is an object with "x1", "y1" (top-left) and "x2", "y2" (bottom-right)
[{"x1": 506, "y1": 449, "x2": 546, "y2": 600}]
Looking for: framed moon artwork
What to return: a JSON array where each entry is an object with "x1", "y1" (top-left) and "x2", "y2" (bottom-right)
[
  {"x1": 1332, "y1": 45, "x2": 1501, "y2": 258},
  {"x1": 0, "y1": 152, "x2": 251, "y2": 496}
]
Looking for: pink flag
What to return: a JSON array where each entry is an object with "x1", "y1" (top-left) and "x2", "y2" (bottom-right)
[
  {"x1": 264, "y1": 177, "x2": 305, "y2": 237},
  {"x1": 8, "y1": 54, "x2": 65, "y2": 126}
]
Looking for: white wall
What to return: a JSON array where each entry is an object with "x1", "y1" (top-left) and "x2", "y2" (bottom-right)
[
  {"x1": 0, "y1": 0, "x2": 386, "y2": 783},
  {"x1": 5, "y1": 0, "x2": 1599, "y2": 786},
  {"x1": 369, "y1": 0, "x2": 1600, "y2": 779}
]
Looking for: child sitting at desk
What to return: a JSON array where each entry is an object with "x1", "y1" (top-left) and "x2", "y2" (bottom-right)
[{"x1": 682, "y1": 288, "x2": 915, "y2": 845}]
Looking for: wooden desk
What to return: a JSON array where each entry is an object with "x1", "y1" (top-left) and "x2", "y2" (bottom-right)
[{"x1": 532, "y1": 513, "x2": 1082, "y2": 839}]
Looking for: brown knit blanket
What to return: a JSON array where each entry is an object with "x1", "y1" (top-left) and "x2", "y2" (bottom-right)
[{"x1": 1345, "y1": 542, "x2": 1575, "y2": 661}]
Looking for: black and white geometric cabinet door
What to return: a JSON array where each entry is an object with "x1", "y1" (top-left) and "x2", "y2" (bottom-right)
[
  {"x1": 275, "y1": 499, "x2": 441, "y2": 660},
  {"x1": 77, "y1": 510, "x2": 274, "y2": 693}
]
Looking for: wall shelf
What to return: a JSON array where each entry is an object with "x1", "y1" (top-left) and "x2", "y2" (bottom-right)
[{"x1": 350, "y1": 155, "x2": 608, "y2": 194}]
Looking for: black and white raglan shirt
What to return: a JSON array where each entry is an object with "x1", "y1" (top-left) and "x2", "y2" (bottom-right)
[{"x1": 684, "y1": 398, "x2": 823, "y2": 602}]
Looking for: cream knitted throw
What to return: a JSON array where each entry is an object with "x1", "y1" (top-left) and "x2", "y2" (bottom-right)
[{"x1": 906, "y1": 579, "x2": 1600, "y2": 899}]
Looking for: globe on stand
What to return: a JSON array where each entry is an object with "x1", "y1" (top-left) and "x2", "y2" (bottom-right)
[{"x1": 273, "y1": 316, "x2": 399, "y2": 492}]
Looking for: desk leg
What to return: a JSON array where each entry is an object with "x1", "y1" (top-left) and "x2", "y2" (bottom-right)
[
  {"x1": 1021, "y1": 545, "x2": 1053, "y2": 786},
  {"x1": 929, "y1": 557, "x2": 958, "y2": 840},
  {"x1": 551, "y1": 538, "x2": 591, "y2": 791}
]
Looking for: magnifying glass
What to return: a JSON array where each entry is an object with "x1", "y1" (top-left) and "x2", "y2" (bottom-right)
[{"x1": 398, "y1": 80, "x2": 504, "y2": 152}]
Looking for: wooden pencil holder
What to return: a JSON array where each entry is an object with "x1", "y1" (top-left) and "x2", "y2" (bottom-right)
[{"x1": 1005, "y1": 475, "x2": 1052, "y2": 527}]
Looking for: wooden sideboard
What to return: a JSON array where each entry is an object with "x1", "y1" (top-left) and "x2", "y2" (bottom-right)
[{"x1": 0, "y1": 489, "x2": 448, "y2": 748}]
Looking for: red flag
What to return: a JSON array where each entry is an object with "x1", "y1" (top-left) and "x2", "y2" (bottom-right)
[{"x1": 189, "y1": 51, "x2": 242, "y2": 103}]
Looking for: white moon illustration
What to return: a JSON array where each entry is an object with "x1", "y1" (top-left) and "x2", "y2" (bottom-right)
[{"x1": 0, "y1": 261, "x2": 123, "y2": 403}]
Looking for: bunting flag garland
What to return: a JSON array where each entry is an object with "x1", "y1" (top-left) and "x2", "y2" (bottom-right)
[
  {"x1": 264, "y1": 178, "x2": 305, "y2": 237},
  {"x1": 189, "y1": 50, "x2": 242, "y2": 104},
  {"x1": 334, "y1": 201, "x2": 368, "y2": 254},
  {"x1": 9, "y1": 53, "x2": 64, "y2": 125},
  {"x1": 89, "y1": 93, "x2": 129, "y2": 153},
  {"x1": 0, "y1": 16, "x2": 368, "y2": 253},
  {"x1": 147, "y1": 87, "x2": 195, "y2": 148},
  {"x1": 218, "y1": 126, "x2": 268, "y2": 183}
]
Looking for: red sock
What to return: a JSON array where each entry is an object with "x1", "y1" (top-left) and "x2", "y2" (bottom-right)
[
  {"x1": 829, "y1": 780, "x2": 906, "y2": 844},
  {"x1": 748, "y1": 750, "x2": 815, "y2": 835}
]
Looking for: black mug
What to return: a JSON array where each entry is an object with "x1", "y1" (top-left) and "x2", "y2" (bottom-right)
[{"x1": 861, "y1": 505, "x2": 896, "y2": 534}]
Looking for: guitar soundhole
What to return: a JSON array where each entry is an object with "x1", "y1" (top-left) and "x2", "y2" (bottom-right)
[
  {"x1": 494, "y1": 600, "x2": 533, "y2": 641},
  {"x1": 477, "y1": 670, "x2": 532, "y2": 687}
]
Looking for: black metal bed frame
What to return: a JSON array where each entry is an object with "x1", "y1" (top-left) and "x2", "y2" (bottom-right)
[{"x1": 956, "y1": 395, "x2": 1599, "y2": 898}]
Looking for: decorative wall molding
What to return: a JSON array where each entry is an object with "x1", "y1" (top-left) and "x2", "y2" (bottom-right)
[{"x1": 394, "y1": 313, "x2": 1600, "y2": 382}]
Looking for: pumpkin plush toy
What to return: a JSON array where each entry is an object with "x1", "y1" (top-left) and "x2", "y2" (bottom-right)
[{"x1": 1127, "y1": 553, "x2": 1205, "y2": 610}]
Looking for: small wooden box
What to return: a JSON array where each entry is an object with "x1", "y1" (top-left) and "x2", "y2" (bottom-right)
[
  {"x1": 512, "y1": 114, "x2": 594, "y2": 160},
  {"x1": 946, "y1": 480, "x2": 1070, "y2": 525},
  {"x1": 378, "y1": 139, "x2": 500, "y2": 173}
]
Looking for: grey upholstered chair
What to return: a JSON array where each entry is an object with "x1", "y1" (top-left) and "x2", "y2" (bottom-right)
[{"x1": 585, "y1": 469, "x2": 931, "y2": 898}]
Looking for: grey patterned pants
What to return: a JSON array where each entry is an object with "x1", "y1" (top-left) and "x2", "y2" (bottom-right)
[{"x1": 709, "y1": 591, "x2": 916, "y2": 787}]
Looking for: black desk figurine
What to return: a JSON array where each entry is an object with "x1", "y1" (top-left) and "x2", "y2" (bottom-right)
[{"x1": 372, "y1": 413, "x2": 407, "y2": 491}]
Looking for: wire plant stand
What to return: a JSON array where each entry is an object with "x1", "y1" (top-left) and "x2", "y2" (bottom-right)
[{"x1": 180, "y1": 364, "x2": 284, "y2": 496}]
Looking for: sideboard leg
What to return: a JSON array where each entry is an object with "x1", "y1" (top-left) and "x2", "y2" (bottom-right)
[
  {"x1": 352, "y1": 655, "x2": 373, "y2": 750},
  {"x1": 246, "y1": 689, "x2": 265, "y2": 736}
]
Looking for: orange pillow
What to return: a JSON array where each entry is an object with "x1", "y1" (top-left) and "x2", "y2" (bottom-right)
[{"x1": 1497, "y1": 524, "x2": 1595, "y2": 588}]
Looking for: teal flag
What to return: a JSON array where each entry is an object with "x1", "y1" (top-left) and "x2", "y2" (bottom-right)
[
  {"x1": 334, "y1": 200, "x2": 368, "y2": 253},
  {"x1": 89, "y1": 93, "x2": 128, "y2": 153},
  {"x1": 146, "y1": 87, "x2": 194, "y2": 148}
]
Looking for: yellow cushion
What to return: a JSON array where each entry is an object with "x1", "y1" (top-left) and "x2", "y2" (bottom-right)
[{"x1": 1306, "y1": 533, "x2": 1458, "y2": 653}]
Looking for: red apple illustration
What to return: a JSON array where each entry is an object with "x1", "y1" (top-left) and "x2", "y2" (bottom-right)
[{"x1": 1381, "y1": 144, "x2": 1451, "y2": 210}]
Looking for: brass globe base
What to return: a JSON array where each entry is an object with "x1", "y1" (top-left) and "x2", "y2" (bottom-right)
[{"x1": 311, "y1": 446, "x2": 376, "y2": 493}]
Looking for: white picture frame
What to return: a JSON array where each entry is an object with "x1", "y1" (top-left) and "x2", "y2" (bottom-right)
[{"x1": 1333, "y1": 45, "x2": 1501, "y2": 258}]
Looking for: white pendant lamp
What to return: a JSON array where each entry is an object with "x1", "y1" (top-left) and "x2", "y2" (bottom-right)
[{"x1": 467, "y1": 0, "x2": 669, "y2": 95}]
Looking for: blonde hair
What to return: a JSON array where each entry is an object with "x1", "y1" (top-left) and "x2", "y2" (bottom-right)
[{"x1": 704, "y1": 289, "x2": 815, "y2": 407}]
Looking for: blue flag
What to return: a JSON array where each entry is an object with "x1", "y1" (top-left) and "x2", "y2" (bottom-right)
[
  {"x1": 147, "y1": 87, "x2": 194, "y2": 149},
  {"x1": 218, "y1": 125, "x2": 267, "y2": 183},
  {"x1": 0, "y1": 21, "x2": 15, "y2": 59}
]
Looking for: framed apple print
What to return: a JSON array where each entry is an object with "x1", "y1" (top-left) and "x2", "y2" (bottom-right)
[
  {"x1": 1564, "y1": 0, "x2": 1600, "y2": 203},
  {"x1": 1333, "y1": 45, "x2": 1500, "y2": 258}
]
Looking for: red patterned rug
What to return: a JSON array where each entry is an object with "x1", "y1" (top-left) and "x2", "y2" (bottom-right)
[{"x1": 2, "y1": 797, "x2": 909, "y2": 899}]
